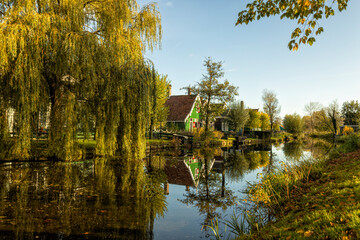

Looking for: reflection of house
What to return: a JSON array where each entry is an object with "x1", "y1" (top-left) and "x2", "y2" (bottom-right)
[
  {"x1": 163, "y1": 155, "x2": 216, "y2": 194},
  {"x1": 165, "y1": 94, "x2": 202, "y2": 132},
  {"x1": 164, "y1": 157, "x2": 202, "y2": 189}
]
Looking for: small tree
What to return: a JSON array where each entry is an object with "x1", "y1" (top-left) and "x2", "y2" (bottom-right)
[
  {"x1": 228, "y1": 101, "x2": 249, "y2": 133},
  {"x1": 193, "y1": 57, "x2": 238, "y2": 133},
  {"x1": 262, "y1": 89, "x2": 281, "y2": 134},
  {"x1": 283, "y1": 114, "x2": 304, "y2": 137},
  {"x1": 149, "y1": 72, "x2": 171, "y2": 139},
  {"x1": 342, "y1": 100, "x2": 360, "y2": 125},
  {"x1": 304, "y1": 102, "x2": 321, "y2": 134},
  {"x1": 259, "y1": 112, "x2": 270, "y2": 131},
  {"x1": 245, "y1": 109, "x2": 261, "y2": 130},
  {"x1": 326, "y1": 101, "x2": 343, "y2": 136}
]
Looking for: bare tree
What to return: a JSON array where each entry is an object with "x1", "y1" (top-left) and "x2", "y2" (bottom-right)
[
  {"x1": 262, "y1": 89, "x2": 280, "y2": 133},
  {"x1": 326, "y1": 101, "x2": 343, "y2": 137},
  {"x1": 304, "y1": 102, "x2": 321, "y2": 134}
]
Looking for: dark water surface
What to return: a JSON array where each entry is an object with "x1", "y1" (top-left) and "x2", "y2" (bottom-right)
[{"x1": 0, "y1": 140, "x2": 330, "y2": 239}]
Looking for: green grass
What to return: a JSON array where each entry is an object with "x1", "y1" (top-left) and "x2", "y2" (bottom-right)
[
  {"x1": 242, "y1": 151, "x2": 360, "y2": 239},
  {"x1": 146, "y1": 139, "x2": 171, "y2": 144},
  {"x1": 236, "y1": 135, "x2": 360, "y2": 239}
]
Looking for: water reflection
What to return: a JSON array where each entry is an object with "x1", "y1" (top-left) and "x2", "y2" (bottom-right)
[
  {"x1": 0, "y1": 140, "x2": 331, "y2": 239},
  {"x1": 179, "y1": 147, "x2": 235, "y2": 230},
  {"x1": 0, "y1": 158, "x2": 167, "y2": 239}
]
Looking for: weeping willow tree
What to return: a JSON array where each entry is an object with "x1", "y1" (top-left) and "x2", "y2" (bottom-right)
[{"x1": 0, "y1": 0, "x2": 161, "y2": 160}]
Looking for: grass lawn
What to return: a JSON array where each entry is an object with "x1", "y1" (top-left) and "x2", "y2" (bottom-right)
[{"x1": 243, "y1": 149, "x2": 360, "y2": 239}]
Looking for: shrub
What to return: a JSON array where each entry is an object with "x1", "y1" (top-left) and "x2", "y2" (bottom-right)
[
  {"x1": 213, "y1": 131, "x2": 224, "y2": 139},
  {"x1": 339, "y1": 134, "x2": 360, "y2": 153},
  {"x1": 342, "y1": 126, "x2": 354, "y2": 136}
]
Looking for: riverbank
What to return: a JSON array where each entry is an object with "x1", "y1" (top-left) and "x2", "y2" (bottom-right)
[{"x1": 239, "y1": 137, "x2": 360, "y2": 239}]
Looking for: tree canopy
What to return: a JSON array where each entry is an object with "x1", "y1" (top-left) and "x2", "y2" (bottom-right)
[
  {"x1": 342, "y1": 100, "x2": 360, "y2": 125},
  {"x1": 0, "y1": 0, "x2": 162, "y2": 160},
  {"x1": 192, "y1": 57, "x2": 238, "y2": 132},
  {"x1": 283, "y1": 113, "x2": 304, "y2": 136},
  {"x1": 228, "y1": 100, "x2": 249, "y2": 132},
  {"x1": 236, "y1": 0, "x2": 350, "y2": 50},
  {"x1": 262, "y1": 89, "x2": 280, "y2": 133}
]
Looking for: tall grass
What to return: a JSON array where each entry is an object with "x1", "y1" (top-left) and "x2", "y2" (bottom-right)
[{"x1": 207, "y1": 158, "x2": 326, "y2": 239}]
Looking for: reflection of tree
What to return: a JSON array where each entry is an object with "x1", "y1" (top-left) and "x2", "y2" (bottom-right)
[
  {"x1": 301, "y1": 138, "x2": 333, "y2": 159},
  {"x1": 225, "y1": 148, "x2": 271, "y2": 182},
  {"x1": 282, "y1": 141, "x2": 304, "y2": 161},
  {"x1": 225, "y1": 150, "x2": 249, "y2": 182},
  {"x1": 180, "y1": 148, "x2": 236, "y2": 229},
  {"x1": 0, "y1": 158, "x2": 167, "y2": 239}
]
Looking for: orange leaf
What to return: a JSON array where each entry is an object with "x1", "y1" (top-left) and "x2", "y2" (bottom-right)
[{"x1": 304, "y1": 230, "x2": 313, "y2": 237}]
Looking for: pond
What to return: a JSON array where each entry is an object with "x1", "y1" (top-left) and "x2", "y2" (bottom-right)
[{"x1": 0, "y1": 140, "x2": 331, "y2": 239}]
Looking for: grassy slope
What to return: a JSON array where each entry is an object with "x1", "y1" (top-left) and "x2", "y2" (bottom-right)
[{"x1": 245, "y1": 150, "x2": 360, "y2": 239}]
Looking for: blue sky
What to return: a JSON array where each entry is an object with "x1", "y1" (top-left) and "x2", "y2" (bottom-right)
[{"x1": 140, "y1": 0, "x2": 360, "y2": 117}]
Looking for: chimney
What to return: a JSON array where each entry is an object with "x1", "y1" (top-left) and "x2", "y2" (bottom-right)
[
  {"x1": 188, "y1": 88, "x2": 192, "y2": 95},
  {"x1": 168, "y1": 84, "x2": 172, "y2": 97}
]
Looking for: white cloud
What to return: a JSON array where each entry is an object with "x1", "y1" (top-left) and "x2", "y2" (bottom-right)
[{"x1": 165, "y1": 2, "x2": 173, "y2": 7}]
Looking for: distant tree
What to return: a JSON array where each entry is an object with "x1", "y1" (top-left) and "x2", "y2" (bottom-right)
[
  {"x1": 192, "y1": 57, "x2": 238, "y2": 132},
  {"x1": 326, "y1": 101, "x2": 343, "y2": 136},
  {"x1": 283, "y1": 114, "x2": 304, "y2": 136},
  {"x1": 316, "y1": 101, "x2": 343, "y2": 136},
  {"x1": 236, "y1": 0, "x2": 350, "y2": 50},
  {"x1": 313, "y1": 110, "x2": 330, "y2": 132},
  {"x1": 259, "y1": 112, "x2": 270, "y2": 131},
  {"x1": 302, "y1": 115, "x2": 312, "y2": 133},
  {"x1": 262, "y1": 89, "x2": 281, "y2": 134},
  {"x1": 342, "y1": 100, "x2": 360, "y2": 125},
  {"x1": 246, "y1": 109, "x2": 261, "y2": 130},
  {"x1": 149, "y1": 73, "x2": 171, "y2": 139},
  {"x1": 228, "y1": 101, "x2": 249, "y2": 133},
  {"x1": 304, "y1": 102, "x2": 321, "y2": 134}
]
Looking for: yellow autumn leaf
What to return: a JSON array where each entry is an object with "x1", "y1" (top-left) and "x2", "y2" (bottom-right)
[
  {"x1": 304, "y1": 230, "x2": 313, "y2": 237},
  {"x1": 297, "y1": 229, "x2": 304, "y2": 234}
]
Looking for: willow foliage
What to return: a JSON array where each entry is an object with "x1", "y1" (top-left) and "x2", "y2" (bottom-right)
[{"x1": 0, "y1": 0, "x2": 161, "y2": 160}]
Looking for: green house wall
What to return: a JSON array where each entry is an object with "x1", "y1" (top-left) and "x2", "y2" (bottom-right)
[{"x1": 185, "y1": 99, "x2": 201, "y2": 131}]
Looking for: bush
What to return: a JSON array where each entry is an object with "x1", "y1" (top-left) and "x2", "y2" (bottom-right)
[
  {"x1": 340, "y1": 134, "x2": 360, "y2": 153},
  {"x1": 342, "y1": 126, "x2": 354, "y2": 136},
  {"x1": 213, "y1": 131, "x2": 224, "y2": 139}
]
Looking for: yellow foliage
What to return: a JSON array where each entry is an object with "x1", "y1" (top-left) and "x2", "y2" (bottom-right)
[
  {"x1": 343, "y1": 126, "x2": 354, "y2": 136},
  {"x1": 213, "y1": 131, "x2": 224, "y2": 139}
]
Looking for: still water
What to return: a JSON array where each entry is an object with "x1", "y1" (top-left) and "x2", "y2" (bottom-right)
[{"x1": 0, "y1": 140, "x2": 330, "y2": 239}]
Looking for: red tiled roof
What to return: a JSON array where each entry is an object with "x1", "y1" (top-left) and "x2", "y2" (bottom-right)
[{"x1": 165, "y1": 95, "x2": 198, "y2": 122}]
